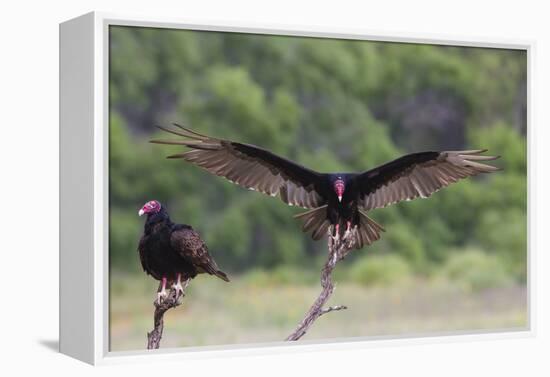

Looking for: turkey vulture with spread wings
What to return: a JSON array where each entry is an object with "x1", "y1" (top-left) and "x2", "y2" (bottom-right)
[
  {"x1": 138, "y1": 200, "x2": 229, "y2": 303},
  {"x1": 151, "y1": 125, "x2": 500, "y2": 249}
]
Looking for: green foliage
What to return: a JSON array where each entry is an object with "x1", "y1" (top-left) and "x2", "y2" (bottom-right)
[
  {"x1": 379, "y1": 222, "x2": 426, "y2": 268},
  {"x1": 348, "y1": 254, "x2": 412, "y2": 287},
  {"x1": 470, "y1": 122, "x2": 527, "y2": 174},
  {"x1": 108, "y1": 26, "x2": 527, "y2": 284},
  {"x1": 439, "y1": 249, "x2": 513, "y2": 292},
  {"x1": 241, "y1": 266, "x2": 317, "y2": 287},
  {"x1": 476, "y1": 209, "x2": 527, "y2": 281},
  {"x1": 109, "y1": 208, "x2": 142, "y2": 271}
]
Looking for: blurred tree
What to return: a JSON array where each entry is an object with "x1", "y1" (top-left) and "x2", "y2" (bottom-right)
[{"x1": 109, "y1": 26, "x2": 527, "y2": 283}]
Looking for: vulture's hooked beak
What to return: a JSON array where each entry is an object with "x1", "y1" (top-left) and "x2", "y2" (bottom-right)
[
  {"x1": 138, "y1": 208, "x2": 145, "y2": 216},
  {"x1": 334, "y1": 179, "x2": 345, "y2": 203}
]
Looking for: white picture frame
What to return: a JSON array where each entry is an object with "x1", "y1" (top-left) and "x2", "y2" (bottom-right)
[{"x1": 59, "y1": 11, "x2": 534, "y2": 365}]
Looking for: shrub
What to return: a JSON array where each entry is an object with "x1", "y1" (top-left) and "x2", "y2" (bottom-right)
[
  {"x1": 439, "y1": 248, "x2": 512, "y2": 291},
  {"x1": 271, "y1": 265, "x2": 318, "y2": 285},
  {"x1": 240, "y1": 268, "x2": 273, "y2": 287},
  {"x1": 109, "y1": 208, "x2": 142, "y2": 273},
  {"x1": 348, "y1": 254, "x2": 412, "y2": 287},
  {"x1": 380, "y1": 222, "x2": 426, "y2": 269},
  {"x1": 241, "y1": 266, "x2": 318, "y2": 287},
  {"x1": 475, "y1": 209, "x2": 527, "y2": 282}
]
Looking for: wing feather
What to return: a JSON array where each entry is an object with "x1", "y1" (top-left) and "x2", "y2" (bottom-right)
[
  {"x1": 358, "y1": 150, "x2": 500, "y2": 210},
  {"x1": 170, "y1": 227, "x2": 223, "y2": 277},
  {"x1": 151, "y1": 125, "x2": 324, "y2": 209}
]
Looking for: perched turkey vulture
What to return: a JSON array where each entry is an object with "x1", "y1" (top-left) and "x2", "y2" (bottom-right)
[
  {"x1": 138, "y1": 200, "x2": 229, "y2": 303},
  {"x1": 151, "y1": 125, "x2": 500, "y2": 249}
]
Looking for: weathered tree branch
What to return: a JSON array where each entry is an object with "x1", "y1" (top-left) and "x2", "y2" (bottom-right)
[
  {"x1": 146, "y1": 236, "x2": 353, "y2": 347},
  {"x1": 147, "y1": 279, "x2": 190, "y2": 349},
  {"x1": 285, "y1": 235, "x2": 354, "y2": 341}
]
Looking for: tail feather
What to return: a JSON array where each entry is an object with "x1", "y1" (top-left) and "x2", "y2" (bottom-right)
[
  {"x1": 295, "y1": 206, "x2": 385, "y2": 249},
  {"x1": 354, "y1": 210, "x2": 385, "y2": 249},
  {"x1": 294, "y1": 205, "x2": 331, "y2": 240},
  {"x1": 214, "y1": 269, "x2": 230, "y2": 282},
  {"x1": 203, "y1": 262, "x2": 230, "y2": 282}
]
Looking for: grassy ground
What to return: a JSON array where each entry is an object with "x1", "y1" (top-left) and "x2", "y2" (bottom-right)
[{"x1": 109, "y1": 272, "x2": 527, "y2": 352}]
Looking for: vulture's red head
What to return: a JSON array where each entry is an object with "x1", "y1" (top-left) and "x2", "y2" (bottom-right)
[
  {"x1": 138, "y1": 200, "x2": 162, "y2": 216},
  {"x1": 334, "y1": 178, "x2": 345, "y2": 202}
]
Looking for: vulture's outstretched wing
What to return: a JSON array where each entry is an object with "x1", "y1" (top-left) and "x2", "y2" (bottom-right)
[
  {"x1": 170, "y1": 225, "x2": 229, "y2": 282},
  {"x1": 357, "y1": 150, "x2": 500, "y2": 210},
  {"x1": 151, "y1": 124, "x2": 325, "y2": 209}
]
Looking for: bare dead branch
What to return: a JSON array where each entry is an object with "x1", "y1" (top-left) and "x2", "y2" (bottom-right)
[
  {"x1": 147, "y1": 279, "x2": 190, "y2": 349},
  {"x1": 320, "y1": 305, "x2": 348, "y2": 315},
  {"x1": 285, "y1": 235, "x2": 354, "y2": 341}
]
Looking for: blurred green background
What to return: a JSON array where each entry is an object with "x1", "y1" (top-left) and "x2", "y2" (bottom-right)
[{"x1": 108, "y1": 26, "x2": 527, "y2": 351}]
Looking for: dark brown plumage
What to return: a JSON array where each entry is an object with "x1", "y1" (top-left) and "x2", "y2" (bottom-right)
[
  {"x1": 138, "y1": 200, "x2": 229, "y2": 302},
  {"x1": 151, "y1": 125, "x2": 500, "y2": 249}
]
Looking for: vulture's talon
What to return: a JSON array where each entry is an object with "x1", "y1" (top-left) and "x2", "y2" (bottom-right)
[
  {"x1": 172, "y1": 273, "x2": 187, "y2": 300},
  {"x1": 172, "y1": 281, "x2": 185, "y2": 299},
  {"x1": 156, "y1": 276, "x2": 169, "y2": 305},
  {"x1": 156, "y1": 289, "x2": 168, "y2": 305},
  {"x1": 343, "y1": 229, "x2": 351, "y2": 241}
]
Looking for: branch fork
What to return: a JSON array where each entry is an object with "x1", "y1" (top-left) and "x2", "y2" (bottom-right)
[
  {"x1": 286, "y1": 234, "x2": 354, "y2": 341},
  {"x1": 146, "y1": 234, "x2": 354, "y2": 347},
  {"x1": 147, "y1": 278, "x2": 190, "y2": 349}
]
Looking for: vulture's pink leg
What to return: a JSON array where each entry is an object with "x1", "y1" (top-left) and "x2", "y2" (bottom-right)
[
  {"x1": 343, "y1": 221, "x2": 353, "y2": 243},
  {"x1": 172, "y1": 273, "x2": 185, "y2": 299},
  {"x1": 156, "y1": 277, "x2": 168, "y2": 304},
  {"x1": 331, "y1": 223, "x2": 341, "y2": 241}
]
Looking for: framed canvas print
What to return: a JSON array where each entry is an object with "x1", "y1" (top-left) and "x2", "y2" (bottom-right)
[{"x1": 59, "y1": 12, "x2": 532, "y2": 365}]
